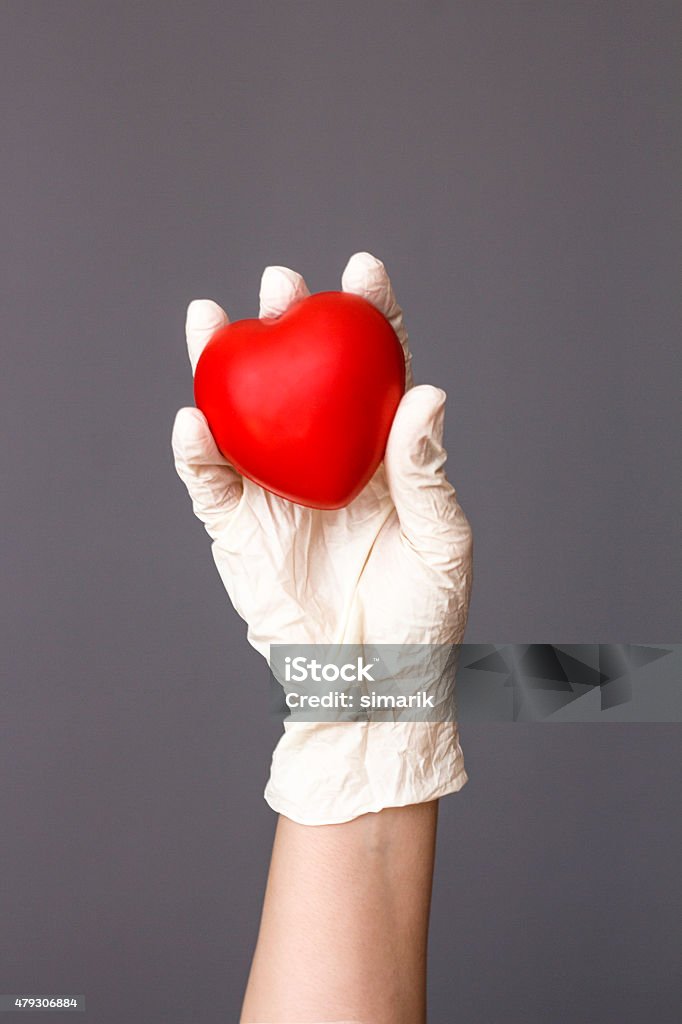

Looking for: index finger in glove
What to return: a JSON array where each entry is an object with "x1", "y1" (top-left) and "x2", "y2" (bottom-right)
[
  {"x1": 341, "y1": 251, "x2": 413, "y2": 389},
  {"x1": 385, "y1": 385, "x2": 472, "y2": 573}
]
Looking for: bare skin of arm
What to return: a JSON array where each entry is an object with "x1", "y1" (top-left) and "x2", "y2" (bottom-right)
[{"x1": 241, "y1": 800, "x2": 439, "y2": 1024}]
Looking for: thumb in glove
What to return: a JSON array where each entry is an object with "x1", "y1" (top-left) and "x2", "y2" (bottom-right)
[{"x1": 384, "y1": 384, "x2": 473, "y2": 574}]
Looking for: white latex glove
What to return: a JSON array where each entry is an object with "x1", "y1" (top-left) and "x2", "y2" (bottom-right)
[{"x1": 172, "y1": 252, "x2": 473, "y2": 825}]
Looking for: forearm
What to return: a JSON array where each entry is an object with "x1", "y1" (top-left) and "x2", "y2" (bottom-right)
[{"x1": 241, "y1": 800, "x2": 439, "y2": 1024}]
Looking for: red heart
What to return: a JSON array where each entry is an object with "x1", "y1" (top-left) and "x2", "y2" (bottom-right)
[{"x1": 194, "y1": 290, "x2": 406, "y2": 509}]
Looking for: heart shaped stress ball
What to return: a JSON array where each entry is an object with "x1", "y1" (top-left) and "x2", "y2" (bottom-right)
[{"x1": 193, "y1": 291, "x2": 406, "y2": 509}]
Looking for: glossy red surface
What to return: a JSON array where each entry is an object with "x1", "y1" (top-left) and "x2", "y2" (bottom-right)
[{"x1": 194, "y1": 290, "x2": 406, "y2": 509}]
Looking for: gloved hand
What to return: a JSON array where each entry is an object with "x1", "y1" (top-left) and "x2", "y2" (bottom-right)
[{"x1": 172, "y1": 252, "x2": 473, "y2": 825}]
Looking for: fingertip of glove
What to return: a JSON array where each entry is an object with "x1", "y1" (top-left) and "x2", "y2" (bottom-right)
[
  {"x1": 348, "y1": 250, "x2": 384, "y2": 269},
  {"x1": 185, "y1": 298, "x2": 226, "y2": 329},
  {"x1": 399, "y1": 383, "x2": 447, "y2": 418},
  {"x1": 259, "y1": 265, "x2": 308, "y2": 316},
  {"x1": 260, "y1": 265, "x2": 297, "y2": 287},
  {"x1": 171, "y1": 407, "x2": 207, "y2": 453},
  {"x1": 341, "y1": 251, "x2": 386, "y2": 289},
  {"x1": 387, "y1": 385, "x2": 448, "y2": 468}
]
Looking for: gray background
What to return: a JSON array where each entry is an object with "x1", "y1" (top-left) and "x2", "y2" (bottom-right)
[{"x1": 1, "y1": 1, "x2": 680, "y2": 1021}]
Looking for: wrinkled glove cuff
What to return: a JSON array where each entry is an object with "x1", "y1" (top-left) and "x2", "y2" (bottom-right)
[{"x1": 263, "y1": 720, "x2": 467, "y2": 826}]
